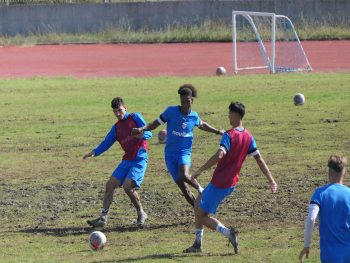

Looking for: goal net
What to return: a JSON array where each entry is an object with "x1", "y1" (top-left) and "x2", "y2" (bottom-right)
[{"x1": 232, "y1": 11, "x2": 312, "y2": 74}]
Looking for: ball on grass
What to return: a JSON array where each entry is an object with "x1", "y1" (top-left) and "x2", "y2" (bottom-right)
[
  {"x1": 88, "y1": 231, "x2": 106, "y2": 251},
  {"x1": 294, "y1": 93, "x2": 305, "y2": 106},
  {"x1": 216, "y1": 66, "x2": 226, "y2": 76}
]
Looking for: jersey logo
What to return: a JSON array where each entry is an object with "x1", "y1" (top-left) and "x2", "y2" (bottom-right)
[{"x1": 182, "y1": 122, "x2": 187, "y2": 129}]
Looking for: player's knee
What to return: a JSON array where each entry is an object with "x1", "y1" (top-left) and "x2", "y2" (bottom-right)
[
  {"x1": 178, "y1": 172, "x2": 190, "y2": 181},
  {"x1": 123, "y1": 178, "x2": 136, "y2": 192},
  {"x1": 106, "y1": 178, "x2": 119, "y2": 192},
  {"x1": 195, "y1": 207, "x2": 206, "y2": 219}
]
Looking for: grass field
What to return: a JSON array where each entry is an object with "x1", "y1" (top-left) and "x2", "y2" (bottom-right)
[{"x1": 1, "y1": 73, "x2": 349, "y2": 262}]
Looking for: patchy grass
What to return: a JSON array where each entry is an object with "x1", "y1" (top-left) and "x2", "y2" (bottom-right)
[{"x1": 0, "y1": 73, "x2": 349, "y2": 262}]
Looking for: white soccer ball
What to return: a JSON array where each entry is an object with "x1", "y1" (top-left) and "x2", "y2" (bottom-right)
[
  {"x1": 294, "y1": 93, "x2": 305, "y2": 106},
  {"x1": 216, "y1": 66, "x2": 226, "y2": 76},
  {"x1": 88, "y1": 231, "x2": 106, "y2": 251},
  {"x1": 158, "y1": 129, "x2": 167, "y2": 144}
]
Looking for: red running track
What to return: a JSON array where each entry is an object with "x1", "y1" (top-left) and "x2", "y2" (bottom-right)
[{"x1": 0, "y1": 41, "x2": 349, "y2": 78}]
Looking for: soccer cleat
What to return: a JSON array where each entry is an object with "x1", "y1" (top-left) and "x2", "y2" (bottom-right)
[
  {"x1": 87, "y1": 216, "x2": 107, "y2": 228},
  {"x1": 183, "y1": 242, "x2": 202, "y2": 253},
  {"x1": 137, "y1": 211, "x2": 148, "y2": 226},
  {"x1": 228, "y1": 227, "x2": 239, "y2": 254}
]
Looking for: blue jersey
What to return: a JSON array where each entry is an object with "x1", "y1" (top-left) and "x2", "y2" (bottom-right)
[
  {"x1": 311, "y1": 183, "x2": 350, "y2": 261},
  {"x1": 157, "y1": 106, "x2": 202, "y2": 155},
  {"x1": 93, "y1": 112, "x2": 152, "y2": 159}
]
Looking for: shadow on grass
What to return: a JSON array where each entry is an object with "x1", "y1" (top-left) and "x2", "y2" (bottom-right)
[
  {"x1": 18, "y1": 221, "x2": 190, "y2": 237},
  {"x1": 93, "y1": 252, "x2": 234, "y2": 263}
]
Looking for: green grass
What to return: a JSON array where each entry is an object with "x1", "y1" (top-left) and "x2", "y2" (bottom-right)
[{"x1": 1, "y1": 73, "x2": 350, "y2": 262}]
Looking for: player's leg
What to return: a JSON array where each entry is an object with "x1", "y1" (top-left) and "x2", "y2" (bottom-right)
[
  {"x1": 165, "y1": 155, "x2": 195, "y2": 206},
  {"x1": 123, "y1": 157, "x2": 148, "y2": 226},
  {"x1": 175, "y1": 180, "x2": 196, "y2": 207},
  {"x1": 103, "y1": 176, "x2": 121, "y2": 209},
  {"x1": 87, "y1": 161, "x2": 127, "y2": 227},
  {"x1": 87, "y1": 176, "x2": 121, "y2": 227},
  {"x1": 184, "y1": 183, "x2": 238, "y2": 253},
  {"x1": 183, "y1": 195, "x2": 204, "y2": 253},
  {"x1": 178, "y1": 163, "x2": 203, "y2": 192}
]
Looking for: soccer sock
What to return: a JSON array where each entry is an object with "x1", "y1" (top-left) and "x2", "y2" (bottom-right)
[
  {"x1": 100, "y1": 208, "x2": 109, "y2": 217},
  {"x1": 195, "y1": 229, "x2": 204, "y2": 246},
  {"x1": 216, "y1": 223, "x2": 230, "y2": 237},
  {"x1": 137, "y1": 207, "x2": 145, "y2": 216}
]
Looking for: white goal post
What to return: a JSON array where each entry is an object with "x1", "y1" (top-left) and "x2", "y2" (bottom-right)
[{"x1": 232, "y1": 11, "x2": 312, "y2": 74}]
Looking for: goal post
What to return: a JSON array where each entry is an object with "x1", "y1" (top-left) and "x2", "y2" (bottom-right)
[{"x1": 232, "y1": 11, "x2": 312, "y2": 74}]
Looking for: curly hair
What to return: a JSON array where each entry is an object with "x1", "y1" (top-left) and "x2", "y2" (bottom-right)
[{"x1": 178, "y1": 84, "x2": 197, "y2": 98}]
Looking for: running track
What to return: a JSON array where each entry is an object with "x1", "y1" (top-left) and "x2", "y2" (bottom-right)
[{"x1": 0, "y1": 41, "x2": 349, "y2": 78}]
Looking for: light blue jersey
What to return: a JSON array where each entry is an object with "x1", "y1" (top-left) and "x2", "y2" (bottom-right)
[
  {"x1": 311, "y1": 183, "x2": 350, "y2": 262},
  {"x1": 157, "y1": 106, "x2": 202, "y2": 156}
]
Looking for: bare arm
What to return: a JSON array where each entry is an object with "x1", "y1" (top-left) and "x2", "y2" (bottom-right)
[
  {"x1": 254, "y1": 153, "x2": 277, "y2": 193},
  {"x1": 131, "y1": 119, "x2": 161, "y2": 136},
  {"x1": 192, "y1": 148, "x2": 225, "y2": 179},
  {"x1": 198, "y1": 121, "x2": 225, "y2": 135}
]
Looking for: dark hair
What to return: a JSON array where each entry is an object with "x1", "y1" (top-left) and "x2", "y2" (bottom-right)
[
  {"x1": 111, "y1": 97, "x2": 125, "y2": 108},
  {"x1": 328, "y1": 155, "x2": 347, "y2": 173},
  {"x1": 178, "y1": 84, "x2": 197, "y2": 98},
  {"x1": 229, "y1": 101, "x2": 245, "y2": 118}
]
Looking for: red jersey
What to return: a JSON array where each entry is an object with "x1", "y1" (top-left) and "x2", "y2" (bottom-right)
[
  {"x1": 115, "y1": 114, "x2": 148, "y2": 160},
  {"x1": 211, "y1": 128, "x2": 252, "y2": 188}
]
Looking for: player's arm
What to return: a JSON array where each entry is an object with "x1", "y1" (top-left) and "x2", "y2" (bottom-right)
[
  {"x1": 131, "y1": 113, "x2": 153, "y2": 140},
  {"x1": 83, "y1": 126, "x2": 117, "y2": 159},
  {"x1": 198, "y1": 121, "x2": 225, "y2": 135},
  {"x1": 192, "y1": 132, "x2": 229, "y2": 179},
  {"x1": 192, "y1": 148, "x2": 225, "y2": 179},
  {"x1": 253, "y1": 153, "x2": 277, "y2": 193},
  {"x1": 131, "y1": 118, "x2": 161, "y2": 136},
  {"x1": 299, "y1": 203, "x2": 320, "y2": 263}
]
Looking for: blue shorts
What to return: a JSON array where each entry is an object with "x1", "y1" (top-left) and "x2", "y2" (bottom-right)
[
  {"x1": 165, "y1": 153, "x2": 191, "y2": 182},
  {"x1": 112, "y1": 156, "x2": 148, "y2": 188},
  {"x1": 199, "y1": 183, "x2": 235, "y2": 214}
]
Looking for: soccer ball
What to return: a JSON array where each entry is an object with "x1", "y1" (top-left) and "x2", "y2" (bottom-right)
[
  {"x1": 294, "y1": 93, "x2": 305, "y2": 106},
  {"x1": 88, "y1": 231, "x2": 106, "y2": 251},
  {"x1": 216, "y1": 66, "x2": 226, "y2": 76},
  {"x1": 158, "y1": 129, "x2": 167, "y2": 144}
]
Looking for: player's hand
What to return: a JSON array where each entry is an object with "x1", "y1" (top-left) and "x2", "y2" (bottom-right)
[
  {"x1": 82, "y1": 151, "x2": 94, "y2": 160},
  {"x1": 270, "y1": 181, "x2": 277, "y2": 193},
  {"x1": 132, "y1": 130, "x2": 144, "y2": 139},
  {"x1": 299, "y1": 247, "x2": 309, "y2": 263},
  {"x1": 218, "y1": 129, "x2": 226, "y2": 135},
  {"x1": 131, "y1": 127, "x2": 143, "y2": 136}
]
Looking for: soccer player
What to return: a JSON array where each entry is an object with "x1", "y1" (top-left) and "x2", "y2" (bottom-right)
[
  {"x1": 131, "y1": 84, "x2": 224, "y2": 207},
  {"x1": 183, "y1": 101, "x2": 277, "y2": 253},
  {"x1": 83, "y1": 97, "x2": 152, "y2": 227},
  {"x1": 299, "y1": 155, "x2": 350, "y2": 263}
]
